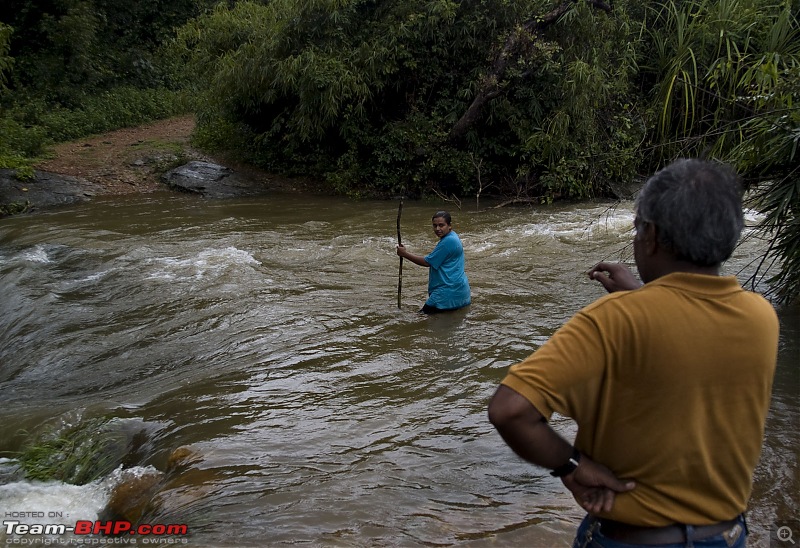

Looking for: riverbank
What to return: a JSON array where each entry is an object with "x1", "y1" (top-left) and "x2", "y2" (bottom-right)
[
  {"x1": 34, "y1": 115, "x2": 201, "y2": 196},
  {"x1": 1, "y1": 115, "x2": 329, "y2": 216},
  {"x1": 36, "y1": 115, "x2": 329, "y2": 196},
  {"x1": 46, "y1": 115, "x2": 330, "y2": 194}
]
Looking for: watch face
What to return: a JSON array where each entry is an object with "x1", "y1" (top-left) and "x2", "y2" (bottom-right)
[{"x1": 550, "y1": 450, "x2": 580, "y2": 477}]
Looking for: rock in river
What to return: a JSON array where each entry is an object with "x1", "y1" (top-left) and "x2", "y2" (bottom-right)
[
  {"x1": 0, "y1": 169, "x2": 104, "y2": 217},
  {"x1": 161, "y1": 160, "x2": 268, "y2": 199}
]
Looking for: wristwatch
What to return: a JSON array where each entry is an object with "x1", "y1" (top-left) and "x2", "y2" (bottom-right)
[{"x1": 550, "y1": 447, "x2": 581, "y2": 477}]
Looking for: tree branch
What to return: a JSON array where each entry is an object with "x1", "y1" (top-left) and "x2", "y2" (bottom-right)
[{"x1": 448, "y1": 0, "x2": 612, "y2": 142}]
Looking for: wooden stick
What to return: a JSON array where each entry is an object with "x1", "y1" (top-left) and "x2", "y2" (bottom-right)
[{"x1": 397, "y1": 198, "x2": 403, "y2": 308}]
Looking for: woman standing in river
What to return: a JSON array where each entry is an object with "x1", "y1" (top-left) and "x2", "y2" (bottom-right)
[{"x1": 396, "y1": 210, "x2": 471, "y2": 314}]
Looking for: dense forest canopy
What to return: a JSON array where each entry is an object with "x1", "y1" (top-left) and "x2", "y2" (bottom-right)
[
  {"x1": 0, "y1": 0, "x2": 798, "y2": 303},
  {"x1": 0, "y1": 0, "x2": 217, "y2": 153}
]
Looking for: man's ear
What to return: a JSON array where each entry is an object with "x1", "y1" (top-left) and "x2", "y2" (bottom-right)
[{"x1": 643, "y1": 222, "x2": 659, "y2": 256}]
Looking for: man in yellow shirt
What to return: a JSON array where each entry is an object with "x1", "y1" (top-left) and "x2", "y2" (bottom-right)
[{"x1": 488, "y1": 159, "x2": 778, "y2": 547}]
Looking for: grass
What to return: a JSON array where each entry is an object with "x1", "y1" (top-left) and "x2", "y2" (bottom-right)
[{"x1": 17, "y1": 417, "x2": 129, "y2": 485}]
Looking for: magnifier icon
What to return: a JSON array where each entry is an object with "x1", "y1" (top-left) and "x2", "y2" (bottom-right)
[{"x1": 778, "y1": 526, "x2": 796, "y2": 544}]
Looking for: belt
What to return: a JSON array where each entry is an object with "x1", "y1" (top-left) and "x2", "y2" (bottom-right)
[{"x1": 598, "y1": 516, "x2": 742, "y2": 545}]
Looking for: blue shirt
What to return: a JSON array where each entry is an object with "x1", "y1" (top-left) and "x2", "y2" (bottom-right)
[{"x1": 424, "y1": 231, "x2": 471, "y2": 310}]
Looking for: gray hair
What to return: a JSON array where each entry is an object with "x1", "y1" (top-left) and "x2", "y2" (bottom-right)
[{"x1": 635, "y1": 159, "x2": 744, "y2": 266}]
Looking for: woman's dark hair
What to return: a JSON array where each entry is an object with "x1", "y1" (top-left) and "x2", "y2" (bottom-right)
[{"x1": 433, "y1": 211, "x2": 451, "y2": 224}]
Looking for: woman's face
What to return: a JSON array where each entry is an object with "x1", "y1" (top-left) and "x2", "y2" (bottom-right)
[{"x1": 432, "y1": 217, "x2": 452, "y2": 239}]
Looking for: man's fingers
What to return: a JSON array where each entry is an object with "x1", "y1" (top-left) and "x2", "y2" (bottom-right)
[
  {"x1": 580, "y1": 488, "x2": 622, "y2": 514},
  {"x1": 594, "y1": 275, "x2": 615, "y2": 291},
  {"x1": 580, "y1": 489, "x2": 609, "y2": 514},
  {"x1": 611, "y1": 479, "x2": 636, "y2": 492},
  {"x1": 602, "y1": 488, "x2": 616, "y2": 513}
]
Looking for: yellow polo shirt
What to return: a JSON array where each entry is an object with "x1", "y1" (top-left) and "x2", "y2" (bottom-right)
[{"x1": 501, "y1": 272, "x2": 778, "y2": 526}]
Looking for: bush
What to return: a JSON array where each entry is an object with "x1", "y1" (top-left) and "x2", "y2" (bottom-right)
[
  {"x1": 0, "y1": 86, "x2": 190, "y2": 168},
  {"x1": 37, "y1": 87, "x2": 189, "y2": 142}
]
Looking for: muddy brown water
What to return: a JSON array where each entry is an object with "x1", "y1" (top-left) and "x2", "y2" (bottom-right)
[{"x1": 0, "y1": 192, "x2": 797, "y2": 546}]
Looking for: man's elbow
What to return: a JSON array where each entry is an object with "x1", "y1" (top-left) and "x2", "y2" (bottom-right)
[
  {"x1": 487, "y1": 385, "x2": 540, "y2": 431},
  {"x1": 487, "y1": 387, "x2": 515, "y2": 430}
]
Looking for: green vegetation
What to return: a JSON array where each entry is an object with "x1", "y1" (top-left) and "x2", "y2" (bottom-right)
[
  {"x1": 172, "y1": 0, "x2": 643, "y2": 199},
  {"x1": 0, "y1": 199, "x2": 32, "y2": 217},
  {"x1": 638, "y1": 0, "x2": 799, "y2": 303},
  {"x1": 0, "y1": 0, "x2": 798, "y2": 302},
  {"x1": 0, "y1": 0, "x2": 214, "y2": 172},
  {"x1": 17, "y1": 417, "x2": 128, "y2": 485}
]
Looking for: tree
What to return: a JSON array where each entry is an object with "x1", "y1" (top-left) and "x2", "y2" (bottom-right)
[
  {"x1": 736, "y1": 69, "x2": 800, "y2": 304},
  {"x1": 0, "y1": 23, "x2": 12, "y2": 91},
  {"x1": 0, "y1": 0, "x2": 215, "y2": 167},
  {"x1": 447, "y1": 0, "x2": 613, "y2": 142},
  {"x1": 176, "y1": 0, "x2": 643, "y2": 198},
  {"x1": 175, "y1": 0, "x2": 799, "y2": 301},
  {"x1": 638, "y1": 0, "x2": 800, "y2": 303},
  {"x1": 0, "y1": 0, "x2": 216, "y2": 102}
]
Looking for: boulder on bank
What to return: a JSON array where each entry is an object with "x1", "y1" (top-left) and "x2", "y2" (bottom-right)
[
  {"x1": 161, "y1": 160, "x2": 268, "y2": 199},
  {"x1": 0, "y1": 161, "x2": 274, "y2": 217},
  {"x1": 0, "y1": 169, "x2": 103, "y2": 217}
]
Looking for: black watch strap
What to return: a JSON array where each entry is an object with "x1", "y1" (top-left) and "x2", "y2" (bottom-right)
[{"x1": 550, "y1": 447, "x2": 581, "y2": 477}]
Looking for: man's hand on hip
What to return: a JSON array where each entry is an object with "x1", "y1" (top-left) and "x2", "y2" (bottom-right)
[{"x1": 562, "y1": 455, "x2": 636, "y2": 514}]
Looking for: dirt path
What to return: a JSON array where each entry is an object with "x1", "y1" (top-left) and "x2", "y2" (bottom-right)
[
  {"x1": 32, "y1": 115, "x2": 327, "y2": 197},
  {"x1": 34, "y1": 115, "x2": 204, "y2": 195},
  {"x1": 3, "y1": 116, "x2": 342, "y2": 217}
]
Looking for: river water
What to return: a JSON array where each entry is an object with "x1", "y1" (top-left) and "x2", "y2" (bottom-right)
[{"x1": 0, "y1": 192, "x2": 797, "y2": 547}]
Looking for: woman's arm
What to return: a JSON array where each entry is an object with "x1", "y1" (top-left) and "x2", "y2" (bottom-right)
[{"x1": 397, "y1": 244, "x2": 430, "y2": 267}]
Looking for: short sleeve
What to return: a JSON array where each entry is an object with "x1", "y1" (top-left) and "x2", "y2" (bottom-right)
[
  {"x1": 424, "y1": 236, "x2": 456, "y2": 269},
  {"x1": 501, "y1": 309, "x2": 606, "y2": 422}
]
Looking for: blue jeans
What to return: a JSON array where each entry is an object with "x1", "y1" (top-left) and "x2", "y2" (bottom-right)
[{"x1": 572, "y1": 514, "x2": 747, "y2": 548}]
